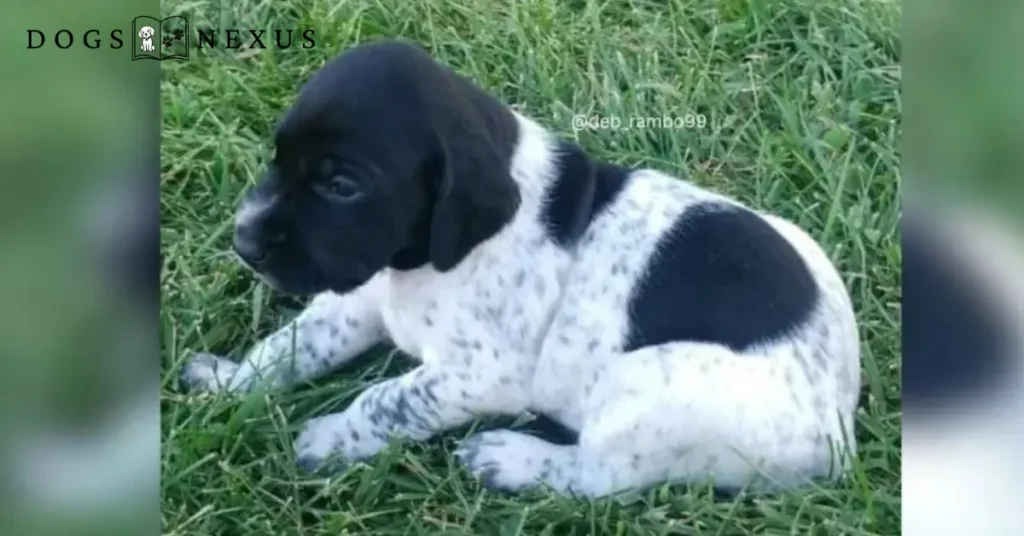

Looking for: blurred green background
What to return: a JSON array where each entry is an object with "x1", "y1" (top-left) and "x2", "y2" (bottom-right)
[{"x1": 0, "y1": 2, "x2": 159, "y2": 536}]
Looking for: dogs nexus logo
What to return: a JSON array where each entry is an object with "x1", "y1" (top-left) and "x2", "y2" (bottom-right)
[
  {"x1": 133, "y1": 16, "x2": 188, "y2": 61},
  {"x1": 26, "y1": 15, "x2": 316, "y2": 62}
]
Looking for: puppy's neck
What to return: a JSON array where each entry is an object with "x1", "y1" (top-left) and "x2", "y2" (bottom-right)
[
  {"x1": 387, "y1": 110, "x2": 631, "y2": 272},
  {"x1": 508, "y1": 112, "x2": 633, "y2": 248},
  {"x1": 388, "y1": 111, "x2": 549, "y2": 272},
  {"x1": 505, "y1": 112, "x2": 560, "y2": 214}
]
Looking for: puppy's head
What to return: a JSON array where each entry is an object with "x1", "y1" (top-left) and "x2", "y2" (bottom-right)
[
  {"x1": 139, "y1": 26, "x2": 154, "y2": 39},
  {"x1": 232, "y1": 39, "x2": 521, "y2": 295}
]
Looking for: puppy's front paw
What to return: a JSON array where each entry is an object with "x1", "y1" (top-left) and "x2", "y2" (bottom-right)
[
  {"x1": 293, "y1": 412, "x2": 387, "y2": 476},
  {"x1": 456, "y1": 430, "x2": 574, "y2": 493},
  {"x1": 178, "y1": 352, "x2": 241, "y2": 393}
]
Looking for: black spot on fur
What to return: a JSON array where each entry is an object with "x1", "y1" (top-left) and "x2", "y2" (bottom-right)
[
  {"x1": 523, "y1": 413, "x2": 579, "y2": 445},
  {"x1": 540, "y1": 140, "x2": 631, "y2": 248},
  {"x1": 624, "y1": 202, "x2": 819, "y2": 352}
]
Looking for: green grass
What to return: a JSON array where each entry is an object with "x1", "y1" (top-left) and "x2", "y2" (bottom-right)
[{"x1": 160, "y1": 0, "x2": 901, "y2": 534}]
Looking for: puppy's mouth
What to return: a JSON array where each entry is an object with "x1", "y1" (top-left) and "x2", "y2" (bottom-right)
[
  {"x1": 233, "y1": 250, "x2": 280, "y2": 287},
  {"x1": 232, "y1": 250, "x2": 328, "y2": 296},
  {"x1": 230, "y1": 238, "x2": 374, "y2": 296}
]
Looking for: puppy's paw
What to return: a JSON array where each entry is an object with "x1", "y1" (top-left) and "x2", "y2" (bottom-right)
[
  {"x1": 293, "y1": 412, "x2": 387, "y2": 476},
  {"x1": 178, "y1": 352, "x2": 241, "y2": 393},
  {"x1": 455, "y1": 430, "x2": 575, "y2": 493}
]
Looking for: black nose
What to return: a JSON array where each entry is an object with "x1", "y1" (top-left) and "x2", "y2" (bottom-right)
[{"x1": 233, "y1": 226, "x2": 270, "y2": 267}]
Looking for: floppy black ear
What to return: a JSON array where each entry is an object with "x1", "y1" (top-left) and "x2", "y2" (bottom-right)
[{"x1": 428, "y1": 140, "x2": 521, "y2": 272}]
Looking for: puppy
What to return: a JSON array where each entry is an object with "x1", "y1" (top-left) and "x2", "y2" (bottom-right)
[
  {"x1": 179, "y1": 39, "x2": 861, "y2": 498},
  {"x1": 138, "y1": 26, "x2": 155, "y2": 52}
]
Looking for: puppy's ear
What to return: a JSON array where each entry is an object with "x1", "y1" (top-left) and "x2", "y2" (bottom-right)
[{"x1": 427, "y1": 139, "x2": 520, "y2": 272}]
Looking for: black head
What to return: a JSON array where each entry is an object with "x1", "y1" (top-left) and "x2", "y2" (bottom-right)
[{"x1": 232, "y1": 39, "x2": 521, "y2": 295}]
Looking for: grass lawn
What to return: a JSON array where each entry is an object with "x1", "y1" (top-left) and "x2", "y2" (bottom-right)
[{"x1": 160, "y1": 0, "x2": 901, "y2": 533}]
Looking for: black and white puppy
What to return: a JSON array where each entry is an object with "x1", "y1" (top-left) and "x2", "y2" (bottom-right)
[{"x1": 180, "y1": 39, "x2": 861, "y2": 498}]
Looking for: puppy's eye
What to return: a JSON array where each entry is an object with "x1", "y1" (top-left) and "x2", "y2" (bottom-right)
[
  {"x1": 326, "y1": 175, "x2": 363, "y2": 200},
  {"x1": 313, "y1": 158, "x2": 363, "y2": 201}
]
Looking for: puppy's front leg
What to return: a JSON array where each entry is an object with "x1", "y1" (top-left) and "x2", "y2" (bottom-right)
[
  {"x1": 179, "y1": 283, "x2": 385, "y2": 394},
  {"x1": 294, "y1": 340, "x2": 530, "y2": 473}
]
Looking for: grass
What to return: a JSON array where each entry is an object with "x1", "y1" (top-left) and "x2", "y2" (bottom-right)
[{"x1": 159, "y1": 0, "x2": 901, "y2": 534}]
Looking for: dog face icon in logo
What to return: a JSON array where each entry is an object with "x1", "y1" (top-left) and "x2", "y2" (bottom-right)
[{"x1": 138, "y1": 25, "x2": 156, "y2": 52}]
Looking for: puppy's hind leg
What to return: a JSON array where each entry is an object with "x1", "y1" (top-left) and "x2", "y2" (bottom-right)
[
  {"x1": 456, "y1": 429, "x2": 580, "y2": 495},
  {"x1": 464, "y1": 343, "x2": 841, "y2": 499},
  {"x1": 565, "y1": 342, "x2": 842, "y2": 499}
]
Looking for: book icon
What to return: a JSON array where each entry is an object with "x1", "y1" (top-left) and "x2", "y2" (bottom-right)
[{"x1": 132, "y1": 15, "x2": 189, "y2": 61}]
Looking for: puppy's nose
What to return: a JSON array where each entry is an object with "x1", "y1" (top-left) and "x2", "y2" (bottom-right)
[{"x1": 233, "y1": 226, "x2": 273, "y2": 267}]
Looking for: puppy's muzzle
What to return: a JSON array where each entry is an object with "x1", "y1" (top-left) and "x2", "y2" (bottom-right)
[
  {"x1": 233, "y1": 224, "x2": 271, "y2": 268},
  {"x1": 233, "y1": 218, "x2": 286, "y2": 270}
]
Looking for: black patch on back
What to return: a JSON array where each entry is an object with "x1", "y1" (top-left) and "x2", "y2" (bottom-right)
[
  {"x1": 540, "y1": 141, "x2": 631, "y2": 247},
  {"x1": 624, "y1": 202, "x2": 819, "y2": 352}
]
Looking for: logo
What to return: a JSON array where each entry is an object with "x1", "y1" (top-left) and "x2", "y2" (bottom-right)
[
  {"x1": 26, "y1": 16, "x2": 316, "y2": 61},
  {"x1": 132, "y1": 15, "x2": 189, "y2": 61}
]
